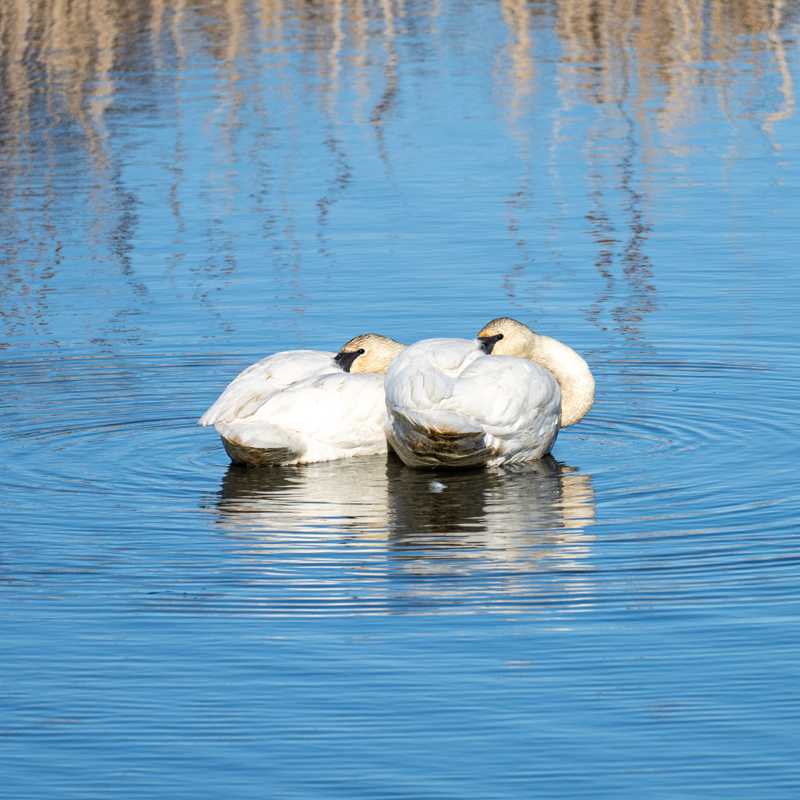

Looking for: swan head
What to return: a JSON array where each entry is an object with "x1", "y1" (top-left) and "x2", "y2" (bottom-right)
[
  {"x1": 476, "y1": 317, "x2": 536, "y2": 357},
  {"x1": 335, "y1": 333, "x2": 405, "y2": 374},
  {"x1": 476, "y1": 316, "x2": 595, "y2": 427}
]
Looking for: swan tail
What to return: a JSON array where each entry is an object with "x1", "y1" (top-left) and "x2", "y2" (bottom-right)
[
  {"x1": 199, "y1": 388, "x2": 243, "y2": 426},
  {"x1": 198, "y1": 404, "x2": 219, "y2": 426},
  {"x1": 200, "y1": 407, "x2": 228, "y2": 427},
  {"x1": 199, "y1": 390, "x2": 268, "y2": 427},
  {"x1": 215, "y1": 421, "x2": 304, "y2": 467},
  {"x1": 388, "y1": 410, "x2": 492, "y2": 468}
]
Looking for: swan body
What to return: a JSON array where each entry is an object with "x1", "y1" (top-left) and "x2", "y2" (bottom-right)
[
  {"x1": 385, "y1": 338, "x2": 560, "y2": 467},
  {"x1": 215, "y1": 371, "x2": 389, "y2": 466},
  {"x1": 199, "y1": 350, "x2": 337, "y2": 427},
  {"x1": 200, "y1": 334, "x2": 405, "y2": 466},
  {"x1": 384, "y1": 318, "x2": 594, "y2": 469}
]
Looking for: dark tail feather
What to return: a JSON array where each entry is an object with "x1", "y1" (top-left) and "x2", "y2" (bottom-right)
[
  {"x1": 221, "y1": 436, "x2": 297, "y2": 467},
  {"x1": 389, "y1": 411, "x2": 492, "y2": 468}
]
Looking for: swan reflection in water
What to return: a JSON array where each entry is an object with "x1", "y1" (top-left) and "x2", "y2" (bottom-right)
[{"x1": 211, "y1": 454, "x2": 596, "y2": 612}]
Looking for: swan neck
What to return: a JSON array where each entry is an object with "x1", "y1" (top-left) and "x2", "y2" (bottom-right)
[{"x1": 525, "y1": 335, "x2": 595, "y2": 427}]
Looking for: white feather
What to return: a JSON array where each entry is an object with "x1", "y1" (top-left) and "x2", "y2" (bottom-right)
[
  {"x1": 199, "y1": 350, "x2": 337, "y2": 427},
  {"x1": 200, "y1": 349, "x2": 390, "y2": 466},
  {"x1": 384, "y1": 338, "x2": 561, "y2": 468}
]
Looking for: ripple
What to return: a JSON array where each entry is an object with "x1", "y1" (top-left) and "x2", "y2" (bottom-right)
[
  {"x1": 2, "y1": 1, "x2": 800, "y2": 793},
  {"x1": 2, "y1": 342, "x2": 799, "y2": 617}
]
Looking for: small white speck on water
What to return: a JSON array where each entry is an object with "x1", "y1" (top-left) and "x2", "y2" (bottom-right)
[{"x1": 429, "y1": 480, "x2": 447, "y2": 493}]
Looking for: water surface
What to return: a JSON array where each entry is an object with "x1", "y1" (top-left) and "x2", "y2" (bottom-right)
[{"x1": 2, "y1": 1, "x2": 800, "y2": 797}]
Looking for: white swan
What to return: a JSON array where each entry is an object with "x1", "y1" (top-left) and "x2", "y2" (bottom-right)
[
  {"x1": 199, "y1": 333, "x2": 405, "y2": 466},
  {"x1": 384, "y1": 317, "x2": 594, "y2": 468}
]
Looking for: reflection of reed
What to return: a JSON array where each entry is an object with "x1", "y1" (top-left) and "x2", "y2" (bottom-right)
[
  {"x1": 553, "y1": 0, "x2": 797, "y2": 134},
  {"x1": 0, "y1": 0, "x2": 796, "y2": 343},
  {"x1": 557, "y1": 0, "x2": 780, "y2": 338},
  {"x1": 499, "y1": 0, "x2": 538, "y2": 122},
  {"x1": 490, "y1": 0, "x2": 798, "y2": 329},
  {"x1": 370, "y1": 0, "x2": 400, "y2": 171},
  {"x1": 582, "y1": 79, "x2": 658, "y2": 339},
  {"x1": 498, "y1": 0, "x2": 537, "y2": 304},
  {"x1": 2, "y1": 0, "x2": 795, "y2": 169},
  {"x1": 763, "y1": 0, "x2": 796, "y2": 143},
  {"x1": 0, "y1": 0, "x2": 157, "y2": 343},
  {"x1": 316, "y1": 1, "x2": 353, "y2": 266}
]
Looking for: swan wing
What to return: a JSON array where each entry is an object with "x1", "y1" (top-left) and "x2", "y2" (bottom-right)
[
  {"x1": 452, "y1": 355, "x2": 560, "y2": 433},
  {"x1": 230, "y1": 372, "x2": 388, "y2": 459},
  {"x1": 385, "y1": 340, "x2": 561, "y2": 467},
  {"x1": 384, "y1": 338, "x2": 496, "y2": 466},
  {"x1": 199, "y1": 350, "x2": 336, "y2": 426},
  {"x1": 449, "y1": 356, "x2": 561, "y2": 458},
  {"x1": 384, "y1": 338, "x2": 483, "y2": 429}
]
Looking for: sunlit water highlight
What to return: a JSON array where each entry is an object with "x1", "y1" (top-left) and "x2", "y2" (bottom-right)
[{"x1": 2, "y1": 1, "x2": 800, "y2": 797}]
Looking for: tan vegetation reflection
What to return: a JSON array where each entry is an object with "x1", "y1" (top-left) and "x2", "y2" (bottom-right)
[
  {"x1": 496, "y1": 0, "x2": 798, "y2": 331},
  {"x1": 0, "y1": 1, "x2": 796, "y2": 341},
  {"x1": 209, "y1": 454, "x2": 596, "y2": 614},
  {"x1": 551, "y1": 0, "x2": 797, "y2": 142},
  {"x1": 3, "y1": 1, "x2": 793, "y2": 164}
]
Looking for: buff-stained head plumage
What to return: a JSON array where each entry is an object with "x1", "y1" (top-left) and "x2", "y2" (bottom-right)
[
  {"x1": 337, "y1": 333, "x2": 405, "y2": 374},
  {"x1": 476, "y1": 316, "x2": 595, "y2": 427},
  {"x1": 476, "y1": 317, "x2": 536, "y2": 358}
]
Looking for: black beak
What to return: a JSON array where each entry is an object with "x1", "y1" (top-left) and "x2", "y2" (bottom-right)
[
  {"x1": 478, "y1": 333, "x2": 503, "y2": 354},
  {"x1": 334, "y1": 350, "x2": 361, "y2": 372}
]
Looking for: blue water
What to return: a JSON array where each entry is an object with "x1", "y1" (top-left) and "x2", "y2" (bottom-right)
[{"x1": 2, "y1": 1, "x2": 800, "y2": 797}]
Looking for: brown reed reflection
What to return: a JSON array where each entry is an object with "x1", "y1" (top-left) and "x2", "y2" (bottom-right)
[
  {"x1": 553, "y1": 0, "x2": 797, "y2": 134},
  {"x1": 0, "y1": 0, "x2": 160, "y2": 344},
  {"x1": 2, "y1": 1, "x2": 794, "y2": 169},
  {"x1": 0, "y1": 0, "x2": 796, "y2": 344},
  {"x1": 495, "y1": 0, "x2": 797, "y2": 333}
]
